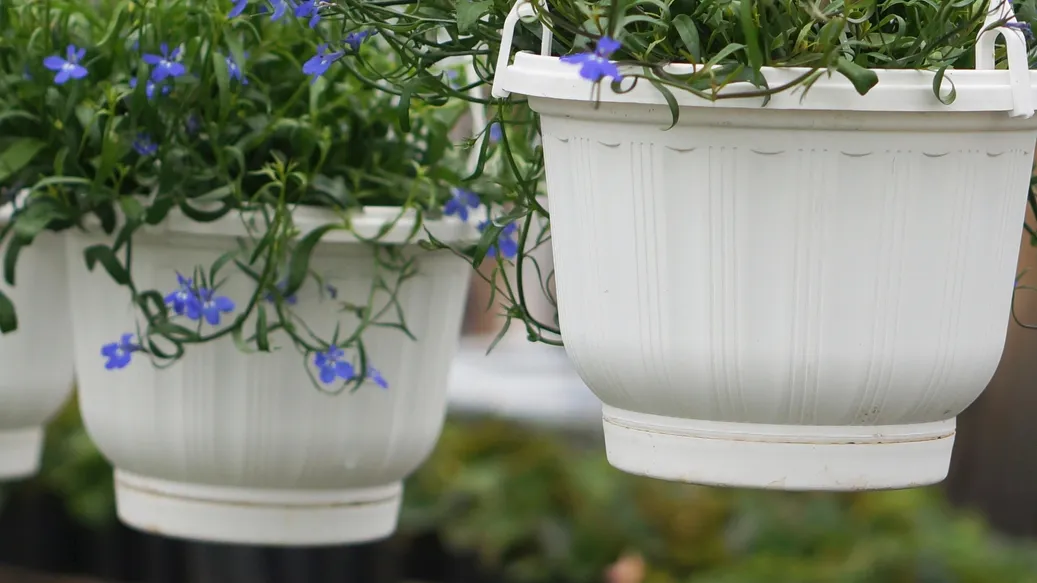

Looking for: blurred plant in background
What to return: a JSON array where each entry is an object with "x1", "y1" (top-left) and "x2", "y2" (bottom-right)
[{"x1": 7, "y1": 400, "x2": 1037, "y2": 583}]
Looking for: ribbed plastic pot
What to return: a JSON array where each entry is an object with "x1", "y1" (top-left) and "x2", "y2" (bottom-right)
[
  {"x1": 491, "y1": 0, "x2": 1037, "y2": 490},
  {"x1": 0, "y1": 222, "x2": 75, "y2": 480},
  {"x1": 67, "y1": 207, "x2": 473, "y2": 545}
]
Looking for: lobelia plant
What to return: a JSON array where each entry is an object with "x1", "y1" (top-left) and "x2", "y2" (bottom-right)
[
  {"x1": 275, "y1": 0, "x2": 1037, "y2": 346},
  {"x1": 0, "y1": 0, "x2": 507, "y2": 391}
]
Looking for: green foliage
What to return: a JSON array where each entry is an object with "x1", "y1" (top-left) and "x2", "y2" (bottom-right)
[
  {"x1": 405, "y1": 420, "x2": 1037, "y2": 583},
  {"x1": 0, "y1": 0, "x2": 486, "y2": 382},
  {"x1": 13, "y1": 405, "x2": 1037, "y2": 582},
  {"x1": 309, "y1": 0, "x2": 1037, "y2": 347}
]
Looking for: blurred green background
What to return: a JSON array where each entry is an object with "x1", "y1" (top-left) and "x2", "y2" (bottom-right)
[{"x1": 5, "y1": 398, "x2": 1037, "y2": 583}]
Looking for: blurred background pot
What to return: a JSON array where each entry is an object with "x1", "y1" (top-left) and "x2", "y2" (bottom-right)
[{"x1": 0, "y1": 212, "x2": 75, "y2": 480}]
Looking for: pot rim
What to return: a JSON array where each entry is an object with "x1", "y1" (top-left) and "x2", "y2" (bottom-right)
[
  {"x1": 1, "y1": 200, "x2": 481, "y2": 246},
  {"x1": 500, "y1": 53, "x2": 1037, "y2": 115}
]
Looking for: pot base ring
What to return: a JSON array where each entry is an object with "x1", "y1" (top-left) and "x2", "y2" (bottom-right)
[
  {"x1": 114, "y1": 470, "x2": 402, "y2": 545},
  {"x1": 0, "y1": 427, "x2": 44, "y2": 480},
  {"x1": 601, "y1": 405, "x2": 955, "y2": 491}
]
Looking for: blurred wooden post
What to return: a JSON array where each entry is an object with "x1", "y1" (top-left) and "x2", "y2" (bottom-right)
[{"x1": 945, "y1": 204, "x2": 1037, "y2": 536}]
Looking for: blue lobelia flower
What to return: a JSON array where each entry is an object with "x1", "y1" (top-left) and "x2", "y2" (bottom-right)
[
  {"x1": 228, "y1": 0, "x2": 248, "y2": 17},
  {"x1": 225, "y1": 53, "x2": 248, "y2": 84},
  {"x1": 302, "y1": 44, "x2": 344, "y2": 84},
  {"x1": 345, "y1": 29, "x2": 376, "y2": 52},
  {"x1": 185, "y1": 114, "x2": 201, "y2": 135},
  {"x1": 314, "y1": 345, "x2": 355, "y2": 384},
  {"x1": 164, "y1": 273, "x2": 196, "y2": 316},
  {"x1": 560, "y1": 36, "x2": 622, "y2": 83},
  {"x1": 488, "y1": 121, "x2": 503, "y2": 143},
  {"x1": 186, "y1": 288, "x2": 236, "y2": 325},
  {"x1": 132, "y1": 133, "x2": 158, "y2": 156},
  {"x1": 367, "y1": 366, "x2": 389, "y2": 389},
  {"x1": 1008, "y1": 21, "x2": 1035, "y2": 41},
  {"x1": 101, "y1": 333, "x2": 137, "y2": 370},
  {"x1": 143, "y1": 43, "x2": 187, "y2": 82},
  {"x1": 43, "y1": 44, "x2": 88, "y2": 85},
  {"x1": 294, "y1": 0, "x2": 321, "y2": 28},
  {"x1": 270, "y1": 0, "x2": 291, "y2": 21},
  {"x1": 443, "y1": 188, "x2": 481, "y2": 222},
  {"x1": 478, "y1": 220, "x2": 519, "y2": 260},
  {"x1": 325, "y1": 284, "x2": 338, "y2": 299},
  {"x1": 129, "y1": 76, "x2": 170, "y2": 100},
  {"x1": 264, "y1": 280, "x2": 298, "y2": 305}
]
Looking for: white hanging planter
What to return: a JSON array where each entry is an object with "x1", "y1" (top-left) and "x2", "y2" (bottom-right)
[
  {"x1": 67, "y1": 206, "x2": 473, "y2": 545},
  {"x1": 492, "y1": 1, "x2": 1037, "y2": 490},
  {"x1": 0, "y1": 209, "x2": 75, "y2": 480}
]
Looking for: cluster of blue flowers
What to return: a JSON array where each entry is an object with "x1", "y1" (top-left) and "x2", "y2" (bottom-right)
[
  {"x1": 101, "y1": 273, "x2": 236, "y2": 370},
  {"x1": 102, "y1": 273, "x2": 386, "y2": 389},
  {"x1": 441, "y1": 188, "x2": 519, "y2": 260},
  {"x1": 227, "y1": 0, "x2": 374, "y2": 83},
  {"x1": 312, "y1": 346, "x2": 388, "y2": 389}
]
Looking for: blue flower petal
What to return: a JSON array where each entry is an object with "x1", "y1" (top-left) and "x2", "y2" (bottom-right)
[
  {"x1": 335, "y1": 360, "x2": 355, "y2": 380},
  {"x1": 318, "y1": 365, "x2": 336, "y2": 384}
]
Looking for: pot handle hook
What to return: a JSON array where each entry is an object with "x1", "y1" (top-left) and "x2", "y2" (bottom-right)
[
  {"x1": 490, "y1": 0, "x2": 552, "y2": 99},
  {"x1": 976, "y1": 0, "x2": 1033, "y2": 118}
]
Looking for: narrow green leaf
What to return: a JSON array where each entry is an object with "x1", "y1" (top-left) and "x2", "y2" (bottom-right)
[
  {"x1": 836, "y1": 58, "x2": 879, "y2": 95},
  {"x1": 119, "y1": 196, "x2": 145, "y2": 222},
  {"x1": 0, "y1": 290, "x2": 17, "y2": 334},
  {"x1": 283, "y1": 223, "x2": 338, "y2": 296},
  {"x1": 672, "y1": 14, "x2": 702, "y2": 61},
  {"x1": 12, "y1": 202, "x2": 63, "y2": 241},
  {"x1": 3, "y1": 236, "x2": 24, "y2": 286},
  {"x1": 932, "y1": 65, "x2": 957, "y2": 105},
  {"x1": 456, "y1": 0, "x2": 492, "y2": 33},
  {"x1": 83, "y1": 244, "x2": 130, "y2": 285},
  {"x1": 739, "y1": 0, "x2": 763, "y2": 70},
  {"x1": 0, "y1": 138, "x2": 46, "y2": 183},
  {"x1": 255, "y1": 305, "x2": 270, "y2": 351}
]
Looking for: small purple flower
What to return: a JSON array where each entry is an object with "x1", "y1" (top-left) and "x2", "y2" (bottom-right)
[
  {"x1": 225, "y1": 53, "x2": 248, "y2": 84},
  {"x1": 443, "y1": 188, "x2": 481, "y2": 222},
  {"x1": 186, "y1": 288, "x2": 236, "y2": 325},
  {"x1": 345, "y1": 29, "x2": 376, "y2": 52},
  {"x1": 302, "y1": 43, "x2": 344, "y2": 83},
  {"x1": 560, "y1": 36, "x2": 622, "y2": 82},
  {"x1": 143, "y1": 43, "x2": 186, "y2": 82},
  {"x1": 228, "y1": 0, "x2": 248, "y2": 17},
  {"x1": 488, "y1": 121, "x2": 502, "y2": 143},
  {"x1": 270, "y1": 0, "x2": 290, "y2": 21},
  {"x1": 264, "y1": 280, "x2": 298, "y2": 305},
  {"x1": 326, "y1": 284, "x2": 338, "y2": 299},
  {"x1": 129, "y1": 76, "x2": 170, "y2": 100},
  {"x1": 478, "y1": 220, "x2": 519, "y2": 260},
  {"x1": 101, "y1": 333, "x2": 137, "y2": 370},
  {"x1": 314, "y1": 345, "x2": 355, "y2": 384},
  {"x1": 185, "y1": 114, "x2": 201, "y2": 135},
  {"x1": 164, "y1": 273, "x2": 195, "y2": 315},
  {"x1": 1007, "y1": 21, "x2": 1035, "y2": 41},
  {"x1": 367, "y1": 366, "x2": 388, "y2": 389},
  {"x1": 294, "y1": 0, "x2": 321, "y2": 28},
  {"x1": 43, "y1": 44, "x2": 88, "y2": 85},
  {"x1": 132, "y1": 133, "x2": 158, "y2": 156},
  {"x1": 21, "y1": 65, "x2": 32, "y2": 81}
]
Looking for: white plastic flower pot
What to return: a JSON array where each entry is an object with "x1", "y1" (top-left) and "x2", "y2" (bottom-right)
[
  {"x1": 491, "y1": 0, "x2": 1037, "y2": 490},
  {"x1": 67, "y1": 207, "x2": 473, "y2": 545},
  {"x1": 0, "y1": 221, "x2": 75, "y2": 480}
]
